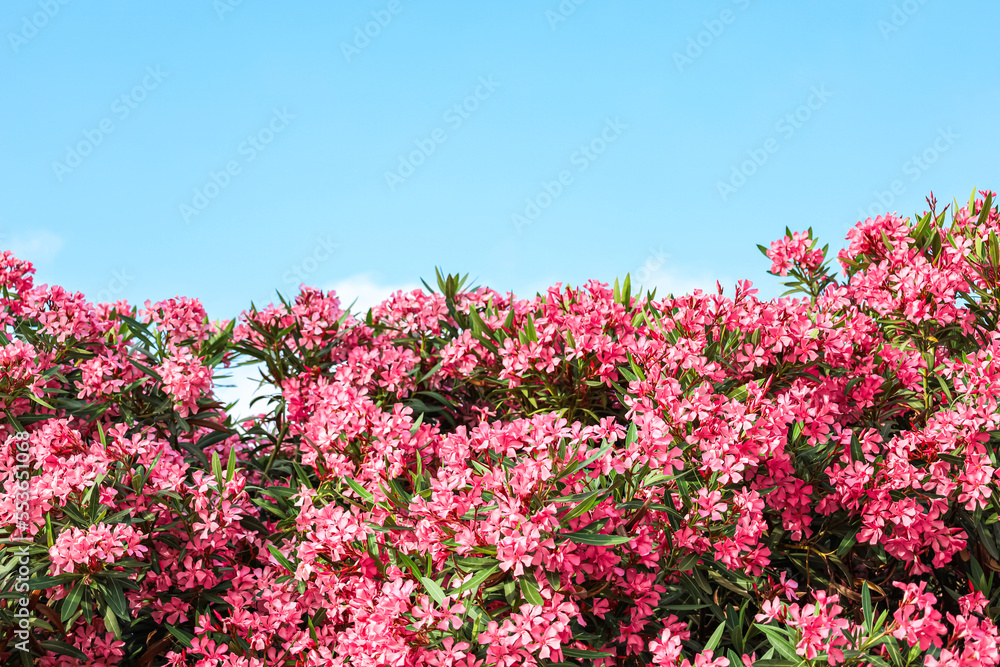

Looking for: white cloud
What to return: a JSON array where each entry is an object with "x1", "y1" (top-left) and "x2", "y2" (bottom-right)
[
  {"x1": 2, "y1": 230, "x2": 64, "y2": 264},
  {"x1": 324, "y1": 272, "x2": 420, "y2": 313}
]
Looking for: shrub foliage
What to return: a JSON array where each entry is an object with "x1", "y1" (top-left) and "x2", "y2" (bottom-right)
[{"x1": 2, "y1": 190, "x2": 1000, "y2": 666}]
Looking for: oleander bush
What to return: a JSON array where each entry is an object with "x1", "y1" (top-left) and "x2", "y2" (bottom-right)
[{"x1": 2, "y1": 190, "x2": 1000, "y2": 666}]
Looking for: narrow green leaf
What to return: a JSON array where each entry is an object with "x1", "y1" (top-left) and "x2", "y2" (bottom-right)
[
  {"x1": 520, "y1": 575, "x2": 543, "y2": 605},
  {"x1": 561, "y1": 531, "x2": 632, "y2": 546},
  {"x1": 104, "y1": 578, "x2": 130, "y2": 620},
  {"x1": 29, "y1": 574, "x2": 81, "y2": 590},
  {"x1": 211, "y1": 452, "x2": 224, "y2": 490},
  {"x1": 453, "y1": 564, "x2": 500, "y2": 596},
  {"x1": 267, "y1": 545, "x2": 296, "y2": 573},
  {"x1": 251, "y1": 498, "x2": 287, "y2": 519},
  {"x1": 39, "y1": 640, "x2": 88, "y2": 661},
  {"x1": 165, "y1": 623, "x2": 194, "y2": 648},
  {"x1": 872, "y1": 609, "x2": 888, "y2": 634},
  {"x1": 625, "y1": 422, "x2": 637, "y2": 447},
  {"x1": 562, "y1": 648, "x2": 614, "y2": 659},
  {"x1": 60, "y1": 582, "x2": 85, "y2": 623},
  {"x1": 884, "y1": 639, "x2": 903, "y2": 667},
  {"x1": 343, "y1": 477, "x2": 373, "y2": 502},
  {"x1": 866, "y1": 655, "x2": 892, "y2": 667},
  {"x1": 396, "y1": 552, "x2": 422, "y2": 580},
  {"x1": 102, "y1": 604, "x2": 122, "y2": 639},
  {"x1": 862, "y1": 581, "x2": 873, "y2": 630},
  {"x1": 576, "y1": 440, "x2": 612, "y2": 473},
  {"x1": 226, "y1": 446, "x2": 237, "y2": 482},
  {"x1": 754, "y1": 624, "x2": 798, "y2": 661},
  {"x1": 523, "y1": 314, "x2": 537, "y2": 342},
  {"x1": 558, "y1": 488, "x2": 604, "y2": 524},
  {"x1": 421, "y1": 576, "x2": 447, "y2": 606},
  {"x1": 704, "y1": 619, "x2": 726, "y2": 651}
]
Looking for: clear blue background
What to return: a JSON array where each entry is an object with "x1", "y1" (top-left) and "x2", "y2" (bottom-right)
[{"x1": 2, "y1": 0, "x2": 999, "y2": 319}]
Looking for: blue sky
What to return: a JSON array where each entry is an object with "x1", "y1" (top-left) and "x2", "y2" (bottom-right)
[{"x1": 2, "y1": 0, "x2": 999, "y2": 322}]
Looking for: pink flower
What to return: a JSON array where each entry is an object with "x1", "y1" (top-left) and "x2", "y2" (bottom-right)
[
  {"x1": 767, "y1": 231, "x2": 825, "y2": 276},
  {"x1": 892, "y1": 581, "x2": 947, "y2": 651},
  {"x1": 157, "y1": 344, "x2": 213, "y2": 417}
]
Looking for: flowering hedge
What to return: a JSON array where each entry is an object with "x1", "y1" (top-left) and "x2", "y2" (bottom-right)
[{"x1": 2, "y1": 190, "x2": 1000, "y2": 667}]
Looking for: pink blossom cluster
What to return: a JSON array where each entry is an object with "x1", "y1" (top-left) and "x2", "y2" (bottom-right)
[
  {"x1": 766, "y1": 230, "x2": 825, "y2": 277},
  {"x1": 48, "y1": 523, "x2": 148, "y2": 575},
  {"x1": 2, "y1": 191, "x2": 1000, "y2": 666}
]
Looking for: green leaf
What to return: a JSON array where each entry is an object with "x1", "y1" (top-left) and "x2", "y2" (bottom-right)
[
  {"x1": 343, "y1": 477, "x2": 373, "y2": 502},
  {"x1": 28, "y1": 393, "x2": 56, "y2": 410},
  {"x1": 865, "y1": 655, "x2": 893, "y2": 667},
  {"x1": 726, "y1": 650, "x2": 747, "y2": 667},
  {"x1": 165, "y1": 623, "x2": 194, "y2": 648},
  {"x1": 561, "y1": 531, "x2": 632, "y2": 546},
  {"x1": 562, "y1": 648, "x2": 614, "y2": 659},
  {"x1": 723, "y1": 603, "x2": 745, "y2": 655},
  {"x1": 212, "y1": 452, "x2": 224, "y2": 490},
  {"x1": 226, "y1": 446, "x2": 237, "y2": 482},
  {"x1": 675, "y1": 553, "x2": 700, "y2": 571},
  {"x1": 982, "y1": 194, "x2": 997, "y2": 229},
  {"x1": 862, "y1": 581, "x2": 873, "y2": 630},
  {"x1": 251, "y1": 498, "x2": 287, "y2": 519},
  {"x1": 102, "y1": 604, "x2": 122, "y2": 640},
  {"x1": 267, "y1": 544, "x2": 296, "y2": 573},
  {"x1": 292, "y1": 462, "x2": 314, "y2": 490},
  {"x1": 417, "y1": 361, "x2": 444, "y2": 385},
  {"x1": 561, "y1": 439, "x2": 611, "y2": 479},
  {"x1": 704, "y1": 619, "x2": 726, "y2": 651},
  {"x1": 421, "y1": 576, "x2": 447, "y2": 606},
  {"x1": 523, "y1": 314, "x2": 537, "y2": 342},
  {"x1": 978, "y1": 521, "x2": 1000, "y2": 561},
  {"x1": 29, "y1": 574, "x2": 80, "y2": 590},
  {"x1": 754, "y1": 624, "x2": 798, "y2": 661},
  {"x1": 60, "y1": 582, "x2": 85, "y2": 623},
  {"x1": 452, "y1": 564, "x2": 500, "y2": 596},
  {"x1": 39, "y1": 640, "x2": 88, "y2": 661},
  {"x1": 520, "y1": 575, "x2": 543, "y2": 605},
  {"x1": 558, "y1": 488, "x2": 605, "y2": 525},
  {"x1": 127, "y1": 358, "x2": 162, "y2": 381},
  {"x1": 884, "y1": 639, "x2": 904, "y2": 667},
  {"x1": 872, "y1": 609, "x2": 889, "y2": 635},
  {"x1": 103, "y1": 578, "x2": 130, "y2": 620},
  {"x1": 836, "y1": 526, "x2": 860, "y2": 556},
  {"x1": 970, "y1": 556, "x2": 987, "y2": 593},
  {"x1": 625, "y1": 421, "x2": 637, "y2": 447},
  {"x1": 503, "y1": 578, "x2": 518, "y2": 604},
  {"x1": 396, "y1": 552, "x2": 422, "y2": 580}
]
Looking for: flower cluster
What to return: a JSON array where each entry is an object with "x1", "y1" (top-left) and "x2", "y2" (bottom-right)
[{"x1": 2, "y1": 191, "x2": 1000, "y2": 667}]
